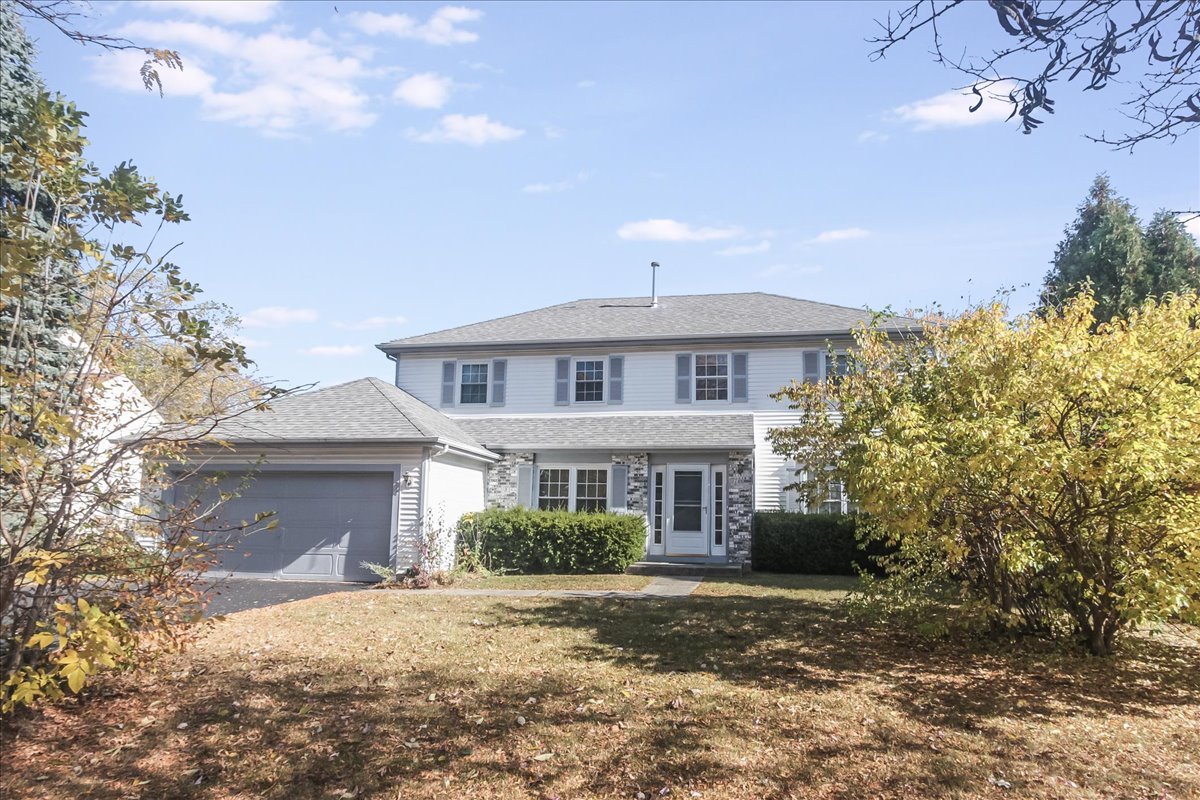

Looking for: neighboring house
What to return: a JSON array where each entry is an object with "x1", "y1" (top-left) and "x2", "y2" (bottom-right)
[{"x1": 181, "y1": 291, "x2": 913, "y2": 581}]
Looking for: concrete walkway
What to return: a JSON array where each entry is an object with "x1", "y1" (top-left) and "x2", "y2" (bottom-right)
[{"x1": 422, "y1": 575, "x2": 704, "y2": 600}]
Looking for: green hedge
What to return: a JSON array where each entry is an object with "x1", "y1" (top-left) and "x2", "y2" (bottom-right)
[
  {"x1": 456, "y1": 508, "x2": 646, "y2": 574},
  {"x1": 751, "y1": 512, "x2": 889, "y2": 575}
]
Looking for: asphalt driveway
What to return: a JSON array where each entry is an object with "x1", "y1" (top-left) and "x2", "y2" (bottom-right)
[{"x1": 202, "y1": 578, "x2": 370, "y2": 616}]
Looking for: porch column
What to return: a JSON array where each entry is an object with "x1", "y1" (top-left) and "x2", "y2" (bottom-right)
[
  {"x1": 726, "y1": 450, "x2": 754, "y2": 564},
  {"x1": 485, "y1": 452, "x2": 534, "y2": 508},
  {"x1": 611, "y1": 452, "x2": 649, "y2": 515}
]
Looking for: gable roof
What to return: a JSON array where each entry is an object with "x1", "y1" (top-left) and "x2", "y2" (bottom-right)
[
  {"x1": 379, "y1": 292, "x2": 917, "y2": 353},
  {"x1": 456, "y1": 413, "x2": 755, "y2": 451},
  {"x1": 200, "y1": 377, "x2": 494, "y2": 457}
]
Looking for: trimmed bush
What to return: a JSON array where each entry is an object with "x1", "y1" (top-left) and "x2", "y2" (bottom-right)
[
  {"x1": 456, "y1": 508, "x2": 646, "y2": 574},
  {"x1": 752, "y1": 512, "x2": 888, "y2": 575}
]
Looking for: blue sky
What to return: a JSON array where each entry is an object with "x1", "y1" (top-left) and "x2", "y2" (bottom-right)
[{"x1": 29, "y1": 0, "x2": 1199, "y2": 388}]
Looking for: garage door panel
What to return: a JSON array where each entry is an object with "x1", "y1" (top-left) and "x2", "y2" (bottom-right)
[{"x1": 181, "y1": 470, "x2": 394, "y2": 582}]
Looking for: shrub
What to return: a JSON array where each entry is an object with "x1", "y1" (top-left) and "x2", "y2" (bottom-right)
[
  {"x1": 456, "y1": 508, "x2": 645, "y2": 574},
  {"x1": 751, "y1": 512, "x2": 888, "y2": 575}
]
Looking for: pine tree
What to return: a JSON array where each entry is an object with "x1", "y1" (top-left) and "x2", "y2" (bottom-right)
[
  {"x1": 1143, "y1": 210, "x2": 1200, "y2": 298},
  {"x1": 1040, "y1": 175, "x2": 1147, "y2": 323}
]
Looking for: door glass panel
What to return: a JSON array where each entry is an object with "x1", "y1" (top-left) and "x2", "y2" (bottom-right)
[{"x1": 673, "y1": 471, "x2": 703, "y2": 532}]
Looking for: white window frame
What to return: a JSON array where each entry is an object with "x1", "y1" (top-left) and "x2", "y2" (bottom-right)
[
  {"x1": 710, "y1": 464, "x2": 727, "y2": 556},
  {"x1": 572, "y1": 357, "x2": 606, "y2": 404},
  {"x1": 693, "y1": 352, "x2": 731, "y2": 403},
  {"x1": 537, "y1": 465, "x2": 611, "y2": 513},
  {"x1": 457, "y1": 361, "x2": 490, "y2": 405},
  {"x1": 825, "y1": 351, "x2": 851, "y2": 384},
  {"x1": 648, "y1": 466, "x2": 666, "y2": 554}
]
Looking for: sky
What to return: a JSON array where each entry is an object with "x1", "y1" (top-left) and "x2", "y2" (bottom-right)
[{"x1": 27, "y1": 0, "x2": 1200, "y2": 389}]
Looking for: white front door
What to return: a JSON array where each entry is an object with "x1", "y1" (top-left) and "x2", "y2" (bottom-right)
[{"x1": 666, "y1": 466, "x2": 709, "y2": 556}]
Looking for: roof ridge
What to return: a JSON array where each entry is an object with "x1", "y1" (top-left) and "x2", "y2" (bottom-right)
[
  {"x1": 365, "y1": 376, "x2": 431, "y2": 437},
  {"x1": 375, "y1": 298, "x2": 582, "y2": 349}
]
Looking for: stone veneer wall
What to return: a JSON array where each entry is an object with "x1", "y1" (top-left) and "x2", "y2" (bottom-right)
[
  {"x1": 726, "y1": 450, "x2": 755, "y2": 564},
  {"x1": 485, "y1": 452, "x2": 534, "y2": 508},
  {"x1": 610, "y1": 453, "x2": 649, "y2": 516}
]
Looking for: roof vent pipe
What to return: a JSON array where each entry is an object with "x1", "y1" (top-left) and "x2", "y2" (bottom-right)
[{"x1": 650, "y1": 261, "x2": 660, "y2": 308}]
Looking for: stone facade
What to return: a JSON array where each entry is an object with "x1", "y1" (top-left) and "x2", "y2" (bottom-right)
[
  {"x1": 726, "y1": 450, "x2": 755, "y2": 564},
  {"x1": 610, "y1": 452, "x2": 649, "y2": 516},
  {"x1": 485, "y1": 452, "x2": 534, "y2": 508}
]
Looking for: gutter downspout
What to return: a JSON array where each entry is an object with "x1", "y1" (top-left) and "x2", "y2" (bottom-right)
[{"x1": 386, "y1": 352, "x2": 400, "y2": 386}]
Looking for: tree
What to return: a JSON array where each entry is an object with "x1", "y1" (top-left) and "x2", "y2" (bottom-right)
[
  {"x1": 769, "y1": 292, "x2": 1200, "y2": 656},
  {"x1": 871, "y1": 1, "x2": 1200, "y2": 150},
  {"x1": 0, "y1": 23, "x2": 280, "y2": 709},
  {"x1": 1144, "y1": 209, "x2": 1200, "y2": 296}
]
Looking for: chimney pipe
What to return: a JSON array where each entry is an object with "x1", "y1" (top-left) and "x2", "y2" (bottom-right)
[{"x1": 650, "y1": 261, "x2": 660, "y2": 308}]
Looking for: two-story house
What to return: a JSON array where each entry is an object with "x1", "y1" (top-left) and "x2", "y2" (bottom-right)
[{"x1": 180, "y1": 292, "x2": 912, "y2": 581}]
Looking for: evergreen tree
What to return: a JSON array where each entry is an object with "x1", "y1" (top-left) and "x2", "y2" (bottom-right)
[
  {"x1": 1143, "y1": 210, "x2": 1200, "y2": 298},
  {"x1": 1040, "y1": 175, "x2": 1147, "y2": 323}
]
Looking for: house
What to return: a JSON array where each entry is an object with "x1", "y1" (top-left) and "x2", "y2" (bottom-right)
[{"x1": 181, "y1": 292, "x2": 913, "y2": 581}]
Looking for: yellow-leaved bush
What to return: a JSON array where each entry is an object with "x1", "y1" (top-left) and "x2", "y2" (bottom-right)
[{"x1": 769, "y1": 292, "x2": 1200, "y2": 655}]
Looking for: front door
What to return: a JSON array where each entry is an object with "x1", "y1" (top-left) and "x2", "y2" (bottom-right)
[{"x1": 666, "y1": 466, "x2": 708, "y2": 556}]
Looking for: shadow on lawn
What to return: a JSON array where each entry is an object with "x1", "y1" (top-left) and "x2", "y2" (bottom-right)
[{"x1": 496, "y1": 591, "x2": 1200, "y2": 732}]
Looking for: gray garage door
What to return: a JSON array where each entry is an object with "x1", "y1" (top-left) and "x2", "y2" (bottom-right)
[{"x1": 180, "y1": 471, "x2": 394, "y2": 582}]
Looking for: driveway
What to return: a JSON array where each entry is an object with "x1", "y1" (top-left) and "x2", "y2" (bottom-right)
[{"x1": 202, "y1": 578, "x2": 370, "y2": 616}]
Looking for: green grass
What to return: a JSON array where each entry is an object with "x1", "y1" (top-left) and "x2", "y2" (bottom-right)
[
  {"x1": 450, "y1": 573, "x2": 652, "y2": 591},
  {"x1": 5, "y1": 581, "x2": 1198, "y2": 799}
]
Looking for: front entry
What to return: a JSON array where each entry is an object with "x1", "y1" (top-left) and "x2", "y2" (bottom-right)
[{"x1": 665, "y1": 466, "x2": 709, "y2": 556}]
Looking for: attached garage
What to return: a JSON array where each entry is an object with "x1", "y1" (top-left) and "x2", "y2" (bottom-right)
[{"x1": 175, "y1": 378, "x2": 495, "y2": 582}]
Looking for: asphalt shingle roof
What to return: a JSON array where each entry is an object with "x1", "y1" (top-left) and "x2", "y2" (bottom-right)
[
  {"x1": 379, "y1": 292, "x2": 916, "y2": 351},
  {"x1": 456, "y1": 414, "x2": 756, "y2": 451},
  {"x1": 203, "y1": 377, "x2": 489, "y2": 453}
]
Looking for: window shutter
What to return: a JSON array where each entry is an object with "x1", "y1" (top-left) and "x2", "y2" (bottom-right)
[
  {"x1": 802, "y1": 351, "x2": 821, "y2": 384},
  {"x1": 675, "y1": 354, "x2": 692, "y2": 403},
  {"x1": 732, "y1": 351, "x2": 749, "y2": 402},
  {"x1": 441, "y1": 361, "x2": 456, "y2": 406},
  {"x1": 611, "y1": 464, "x2": 629, "y2": 510},
  {"x1": 554, "y1": 357, "x2": 570, "y2": 405},
  {"x1": 607, "y1": 355, "x2": 624, "y2": 405},
  {"x1": 490, "y1": 359, "x2": 507, "y2": 406},
  {"x1": 516, "y1": 464, "x2": 534, "y2": 508}
]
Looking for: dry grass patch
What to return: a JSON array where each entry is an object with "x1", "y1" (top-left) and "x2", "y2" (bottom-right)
[
  {"x1": 3, "y1": 586, "x2": 1198, "y2": 799},
  {"x1": 694, "y1": 573, "x2": 859, "y2": 600},
  {"x1": 450, "y1": 574, "x2": 652, "y2": 591}
]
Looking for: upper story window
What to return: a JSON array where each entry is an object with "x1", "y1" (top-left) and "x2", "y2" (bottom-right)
[
  {"x1": 826, "y1": 353, "x2": 851, "y2": 384},
  {"x1": 459, "y1": 363, "x2": 489, "y2": 404},
  {"x1": 694, "y1": 354, "x2": 729, "y2": 401},
  {"x1": 574, "y1": 359, "x2": 605, "y2": 402}
]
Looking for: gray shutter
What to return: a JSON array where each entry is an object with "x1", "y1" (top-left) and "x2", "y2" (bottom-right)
[
  {"x1": 732, "y1": 351, "x2": 749, "y2": 402},
  {"x1": 607, "y1": 355, "x2": 624, "y2": 405},
  {"x1": 802, "y1": 351, "x2": 821, "y2": 384},
  {"x1": 611, "y1": 464, "x2": 628, "y2": 510},
  {"x1": 490, "y1": 359, "x2": 507, "y2": 406},
  {"x1": 516, "y1": 464, "x2": 534, "y2": 509},
  {"x1": 554, "y1": 357, "x2": 570, "y2": 405},
  {"x1": 675, "y1": 354, "x2": 692, "y2": 403},
  {"x1": 441, "y1": 361, "x2": 456, "y2": 406}
]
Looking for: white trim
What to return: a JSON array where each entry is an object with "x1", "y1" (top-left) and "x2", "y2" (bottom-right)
[
  {"x1": 691, "y1": 352, "x2": 732, "y2": 404},
  {"x1": 457, "y1": 361, "x2": 490, "y2": 406},
  {"x1": 535, "y1": 463, "x2": 611, "y2": 512},
  {"x1": 665, "y1": 463, "x2": 710, "y2": 556},
  {"x1": 571, "y1": 356, "x2": 607, "y2": 404},
  {"x1": 710, "y1": 464, "x2": 727, "y2": 556},
  {"x1": 648, "y1": 466, "x2": 666, "y2": 555}
]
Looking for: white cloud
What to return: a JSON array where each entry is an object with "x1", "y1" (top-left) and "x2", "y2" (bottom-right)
[
  {"x1": 891, "y1": 82, "x2": 1017, "y2": 131},
  {"x1": 857, "y1": 130, "x2": 889, "y2": 143},
  {"x1": 408, "y1": 113, "x2": 524, "y2": 145},
  {"x1": 394, "y1": 72, "x2": 453, "y2": 109},
  {"x1": 717, "y1": 240, "x2": 771, "y2": 256},
  {"x1": 543, "y1": 124, "x2": 565, "y2": 139},
  {"x1": 1182, "y1": 214, "x2": 1200, "y2": 241},
  {"x1": 333, "y1": 315, "x2": 408, "y2": 331},
  {"x1": 299, "y1": 345, "x2": 367, "y2": 357},
  {"x1": 577, "y1": 79, "x2": 596, "y2": 89},
  {"x1": 242, "y1": 306, "x2": 319, "y2": 328},
  {"x1": 136, "y1": 0, "x2": 279, "y2": 24},
  {"x1": 523, "y1": 171, "x2": 591, "y2": 194},
  {"x1": 349, "y1": 6, "x2": 483, "y2": 46},
  {"x1": 758, "y1": 264, "x2": 824, "y2": 278},
  {"x1": 95, "y1": 20, "x2": 377, "y2": 135},
  {"x1": 806, "y1": 227, "x2": 872, "y2": 245},
  {"x1": 617, "y1": 219, "x2": 743, "y2": 243}
]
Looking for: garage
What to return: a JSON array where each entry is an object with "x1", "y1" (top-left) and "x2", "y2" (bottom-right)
[{"x1": 182, "y1": 470, "x2": 395, "y2": 582}]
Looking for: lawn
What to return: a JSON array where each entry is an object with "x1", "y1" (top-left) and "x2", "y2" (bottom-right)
[
  {"x1": 445, "y1": 574, "x2": 652, "y2": 591},
  {"x1": 4, "y1": 579, "x2": 1198, "y2": 800}
]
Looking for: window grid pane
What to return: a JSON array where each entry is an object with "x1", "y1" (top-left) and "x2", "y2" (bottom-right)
[
  {"x1": 460, "y1": 363, "x2": 489, "y2": 404},
  {"x1": 713, "y1": 470, "x2": 724, "y2": 546},
  {"x1": 575, "y1": 468, "x2": 608, "y2": 512},
  {"x1": 574, "y1": 360, "x2": 605, "y2": 402},
  {"x1": 652, "y1": 471, "x2": 664, "y2": 545},
  {"x1": 695, "y1": 354, "x2": 729, "y2": 401},
  {"x1": 538, "y1": 468, "x2": 570, "y2": 511}
]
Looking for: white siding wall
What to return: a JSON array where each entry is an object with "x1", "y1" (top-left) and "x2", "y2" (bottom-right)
[
  {"x1": 753, "y1": 411, "x2": 802, "y2": 511},
  {"x1": 421, "y1": 453, "x2": 487, "y2": 569}
]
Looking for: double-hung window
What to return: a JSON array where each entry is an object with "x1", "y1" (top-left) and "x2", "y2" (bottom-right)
[
  {"x1": 574, "y1": 359, "x2": 605, "y2": 402},
  {"x1": 694, "y1": 354, "x2": 729, "y2": 401},
  {"x1": 537, "y1": 466, "x2": 608, "y2": 512},
  {"x1": 459, "y1": 363, "x2": 489, "y2": 404},
  {"x1": 826, "y1": 353, "x2": 851, "y2": 384}
]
